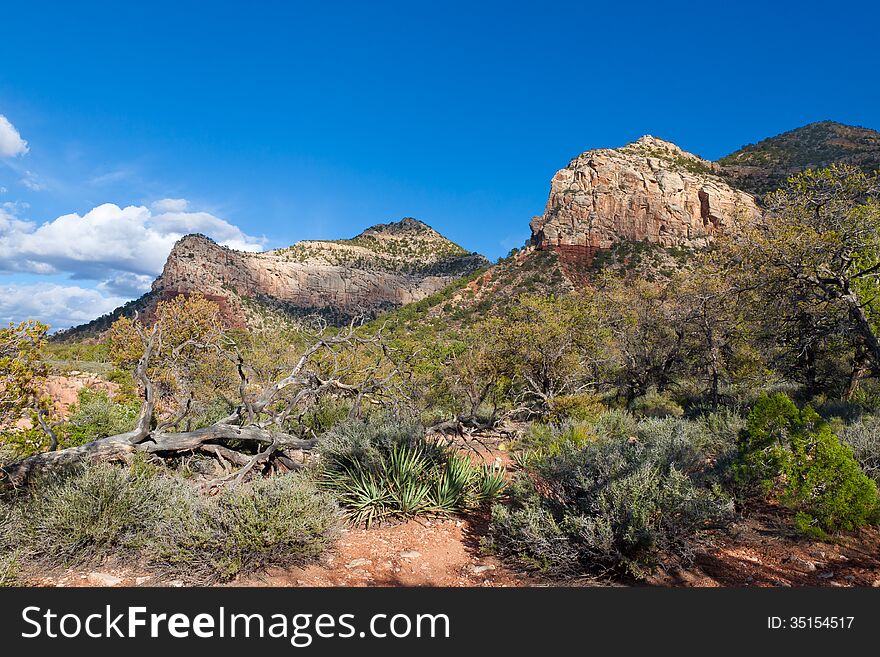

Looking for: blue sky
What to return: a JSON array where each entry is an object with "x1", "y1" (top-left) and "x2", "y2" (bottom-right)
[{"x1": 1, "y1": 0, "x2": 878, "y2": 329}]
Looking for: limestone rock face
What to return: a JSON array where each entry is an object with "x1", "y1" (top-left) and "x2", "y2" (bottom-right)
[
  {"x1": 152, "y1": 218, "x2": 487, "y2": 324},
  {"x1": 530, "y1": 136, "x2": 759, "y2": 251}
]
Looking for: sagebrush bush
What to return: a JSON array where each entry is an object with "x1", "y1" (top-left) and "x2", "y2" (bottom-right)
[
  {"x1": 63, "y1": 388, "x2": 140, "y2": 447},
  {"x1": 156, "y1": 473, "x2": 341, "y2": 583},
  {"x1": 318, "y1": 415, "x2": 433, "y2": 469},
  {"x1": 735, "y1": 393, "x2": 880, "y2": 538},
  {"x1": 1, "y1": 461, "x2": 340, "y2": 584},
  {"x1": 513, "y1": 420, "x2": 594, "y2": 468},
  {"x1": 0, "y1": 500, "x2": 20, "y2": 587},
  {"x1": 487, "y1": 427, "x2": 733, "y2": 579},
  {"x1": 319, "y1": 417, "x2": 505, "y2": 525},
  {"x1": 592, "y1": 409, "x2": 638, "y2": 441},
  {"x1": 631, "y1": 391, "x2": 684, "y2": 418},
  {"x1": 695, "y1": 407, "x2": 745, "y2": 455},
  {"x1": 5, "y1": 457, "x2": 171, "y2": 564},
  {"x1": 840, "y1": 415, "x2": 880, "y2": 485}
]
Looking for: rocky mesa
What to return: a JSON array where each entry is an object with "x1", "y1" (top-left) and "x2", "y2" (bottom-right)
[
  {"x1": 156, "y1": 217, "x2": 487, "y2": 325},
  {"x1": 530, "y1": 135, "x2": 760, "y2": 256},
  {"x1": 61, "y1": 218, "x2": 487, "y2": 338}
]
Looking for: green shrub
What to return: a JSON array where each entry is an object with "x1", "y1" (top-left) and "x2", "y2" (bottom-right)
[
  {"x1": 4, "y1": 457, "x2": 171, "y2": 564},
  {"x1": 513, "y1": 420, "x2": 594, "y2": 468},
  {"x1": 735, "y1": 393, "x2": 880, "y2": 537},
  {"x1": 2, "y1": 461, "x2": 340, "y2": 584},
  {"x1": 319, "y1": 418, "x2": 505, "y2": 525},
  {"x1": 592, "y1": 409, "x2": 638, "y2": 441},
  {"x1": 63, "y1": 388, "x2": 140, "y2": 447},
  {"x1": 486, "y1": 432, "x2": 732, "y2": 579},
  {"x1": 295, "y1": 397, "x2": 354, "y2": 435},
  {"x1": 157, "y1": 473, "x2": 340, "y2": 583},
  {"x1": 840, "y1": 416, "x2": 880, "y2": 485},
  {"x1": 0, "y1": 501, "x2": 19, "y2": 586},
  {"x1": 546, "y1": 393, "x2": 605, "y2": 423},
  {"x1": 631, "y1": 390, "x2": 684, "y2": 418},
  {"x1": 318, "y1": 415, "x2": 432, "y2": 469},
  {"x1": 0, "y1": 423, "x2": 54, "y2": 459},
  {"x1": 696, "y1": 407, "x2": 745, "y2": 456}
]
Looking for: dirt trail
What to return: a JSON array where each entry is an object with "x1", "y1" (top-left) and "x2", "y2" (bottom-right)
[{"x1": 241, "y1": 514, "x2": 539, "y2": 587}]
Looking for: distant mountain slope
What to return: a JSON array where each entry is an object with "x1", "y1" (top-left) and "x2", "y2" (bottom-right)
[
  {"x1": 717, "y1": 121, "x2": 880, "y2": 195},
  {"x1": 57, "y1": 218, "x2": 488, "y2": 340}
]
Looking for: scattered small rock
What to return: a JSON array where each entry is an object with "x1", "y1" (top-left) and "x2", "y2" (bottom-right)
[
  {"x1": 135, "y1": 576, "x2": 151, "y2": 586},
  {"x1": 471, "y1": 564, "x2": 496, "y2": 574},
  {"x1": 87, "y1": 572, "x2": 122, "y2": 587},
  {"x1": 168, "y1": 579, "x2": 184, "y2": 588},
  {"x1": 783, "y1": 555, "x2": 816, "y2": 572},
  {"x1": 399, "y1": 551, "x2": 421, "y2": 559},
  {"x1": 345, "y1": 558, "x2": 372, "y2": 569},
  {"x1": 818, "y1": 571, "x2": 835, "y2": 580}
]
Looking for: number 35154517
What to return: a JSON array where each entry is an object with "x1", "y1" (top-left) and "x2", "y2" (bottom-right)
[{"x1": 768, "y1": 617, "x2": 854, "y2": 629}]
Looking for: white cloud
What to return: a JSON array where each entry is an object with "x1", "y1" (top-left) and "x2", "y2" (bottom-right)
[
  {"x1": 0, "y1": 200, "x2": 265, "y2": 328},
  {"x1": 19, "y1": 170, "x2": 45, "y2": 191},
  {"x1": 96, "y1": 272, "x2": 154, "y2": 297},
  {"x1": 0, "y1": 200, "x2": 264, "y2": 279},
  {"x1": 152, "y1": 198, "x2": 189, "y2": 213},
  {"x1": 0, "y1": 283, "x2": 127, "y2": 331},
  {"x1": 0, "y1": 114, "x2": 28, "y2": 158}
]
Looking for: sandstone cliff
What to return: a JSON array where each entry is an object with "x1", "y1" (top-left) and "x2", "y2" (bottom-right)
[
  {"x1": 155, "y1": 218, "x2": 486, "y2": 325},
  {"x1": 530, "y1": 136, "x2": 759, "y2": 255},
  {"x1": 61, "y1": 218, "x2": 487, "y2": 338}
]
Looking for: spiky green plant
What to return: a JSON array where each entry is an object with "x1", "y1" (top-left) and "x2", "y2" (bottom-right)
[
  {"x1": 323, "y1": 464, "x2": 391, "y2": 528},
  {"x1": 430, "y1": 453, "x2": 476, "y2": 512},
  {"x1": 386, "y1": 444, "x2": 432, "y2": 516},
  {"x1": 320, "y1": 419, "x2": 508, "y2": 525},
  {"x1": 475, "y1": 464, "x2": 507, "y2": 502}
]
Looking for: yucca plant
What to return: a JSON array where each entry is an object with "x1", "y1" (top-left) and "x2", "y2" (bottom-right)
[
  {"x1": 475, "y1": 464, "x2": 507, "y2": 502},
  {"x1": 319, "y1": 418, "x2": 508, "y2": 525},
  {"x1": 386, "y1": 444, "x2": 432, "y2": 516},
  {"x1": 323, "y1": 464, "x2": 390, "y2": 527},
  {"x1": 430, "y1": 453, "x2": 477, "y2": 512},
  {"x1": 512, "y1": 448, "x2": 540, "y2": 471}
]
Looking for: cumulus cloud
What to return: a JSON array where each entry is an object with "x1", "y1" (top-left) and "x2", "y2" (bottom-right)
[
  {"x1": 0, "y1": 114, "x2": 28, "y2": 157},
  {"x1": 151, "y1": 198, "x2": 189, "y2": 213},
  {"x1": 96, "y1": 272, "x2": 155, "y2": 297},
  {"x1": 0, "y1": 200, "x2": 264, "y2": 279},
  {"x1": 0, "y1": 283, "x2": 127, "y2": 330},
  {"x1": 0, "y1": 200, "x2": 265, "y2": 328}
]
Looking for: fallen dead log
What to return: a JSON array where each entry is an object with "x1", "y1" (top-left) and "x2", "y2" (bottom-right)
[{"x1": 1, "y1": 421, "x2": 317, "y2": 488}]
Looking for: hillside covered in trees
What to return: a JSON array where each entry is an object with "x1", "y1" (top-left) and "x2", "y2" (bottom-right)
[{"x1": 4, "y1": 124, "x2": 880, "y2": 588}]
